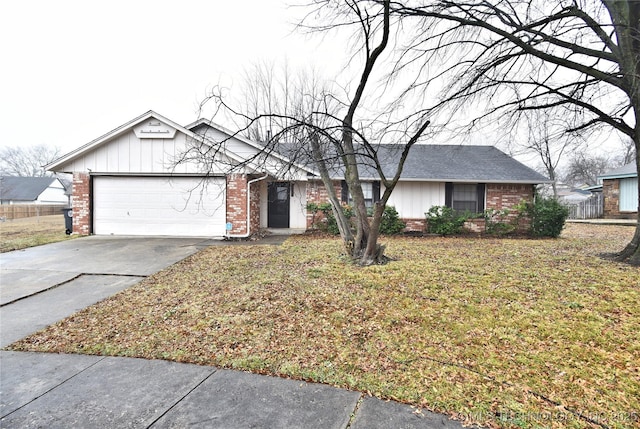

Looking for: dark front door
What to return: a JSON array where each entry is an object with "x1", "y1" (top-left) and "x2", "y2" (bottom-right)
[{"x1": 268, "y1": 182, "x2": 290, "y2": 228}]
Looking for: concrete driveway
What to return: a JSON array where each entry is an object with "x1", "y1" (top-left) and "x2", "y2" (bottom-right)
[
  {"x1": 0, "y1": 236, "x2": 213, "y2": 347},
  {"x1": 0, "y1": 236, "x2": 470, "y2": 429}
]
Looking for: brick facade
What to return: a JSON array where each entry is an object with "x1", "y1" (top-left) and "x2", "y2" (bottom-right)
[
  {"x1": 71, "y1": 172, "x2": 91, "y2": 235},
  {"x1": 70, "y1": 173, "x2": 536, "y2": 236},
  {"x1": 603, "y1": 179, "x2": 623, "y2": 218},
  {"x1": 226, "y1": 174, "x2": 249, "y2": 235},
  {"x1": 305, "y1": 179, "x2": 343, "y2": 228},
  {"x1": 249, "y1": 177, "x2": 261, "y2": 233},
  {"x1": 484, "y1": 183, "x2": 534, "y2": 233},
  {"x1": 404, "y1": 218, "x2": 426, "y2": 231},
  {"x1": 305, "y1": 181, "x2": 535, "y2": 233},
  {"x1": 486, "y1": 183, "x2": 534, "y2": 211}
]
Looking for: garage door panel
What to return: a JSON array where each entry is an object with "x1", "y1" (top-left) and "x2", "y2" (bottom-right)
[{"x1": 93, "y1": 177, "x2": 226, "y2": 237}]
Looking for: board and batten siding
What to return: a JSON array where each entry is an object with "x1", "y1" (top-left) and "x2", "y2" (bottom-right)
[
  {"x1": 620, "y1": 177, "x2": 639, "y2": 212},
  {"x1": 57, "y1": 129, "x2": 228, "y2": 175},
  {"x1": 385, "y1": 182, "x2": 446, "y2": 218},
  {"x1": 191, "y1": 125, "x2": 309, "y2": 181}
]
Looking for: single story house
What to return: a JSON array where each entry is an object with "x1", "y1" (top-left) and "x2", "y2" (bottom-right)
[
  {"x1": 599, "y1": 163, "x2": 638, "y2": 219},
  {"x1": 46, "y1": 110, "x2": 549, "y2": 237},
  {"x1": 0, "y1": 176, "x2": 69, "y2": 205}
]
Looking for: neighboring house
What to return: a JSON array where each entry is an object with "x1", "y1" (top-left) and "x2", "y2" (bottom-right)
[
  {"x1": 0, "y1": 176, "x2": 69, "y2": 205},
  {"x1": 552, "y1": 184, "x2": 594, "y2": 204},
  {"x1": 599, "y1": 163, "x2": 638, "y2": 219},
  {"x1": 46, "y1": 110, "x2": 549, "y2": 237},
  {"x1": 554, "y1": 184, "x2": 604, "y2": 220}
]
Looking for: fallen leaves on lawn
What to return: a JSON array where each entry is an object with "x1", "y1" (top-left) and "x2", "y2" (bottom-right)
[{"x1": 8, "y1": 223, "x2": 640, "y2": 429}]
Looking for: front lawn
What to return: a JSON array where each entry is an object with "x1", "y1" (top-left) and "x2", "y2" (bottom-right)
[
  {"x1": 8, "y1": 224, "x2": 639, "y2": 429},
  {"x1": 0, "y1": 215, "x2": 75, "y2": 252}
]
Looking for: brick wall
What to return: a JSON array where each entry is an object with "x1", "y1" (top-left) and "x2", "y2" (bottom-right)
[
  {"x1": 72, "y1": 172, "x2": 91, "y2": 235},
  {"x1": 404, "y1": 218, "x2": 426, "y2": 232},
  {"x1": 486, "y1": 183, "x2": 534, "y2": 211},
  {"x1": 304, "y1": 180, "x2": 535, "y2": 233},
  {"x1": 603, "y1": 179, "x2": 624, "y2": 218},
  {"x1": 226, "y1": 174, "x2": 248, "y2": 235},
  {"x1": 485, "y1": 183, "x2": 534, "y2": 233},
  {"x1": 305, "y1": 179, "x2": 343, "y2": 228},
  {"x1": 249, "y1": 177, "x2": 261, "y2": 233}
]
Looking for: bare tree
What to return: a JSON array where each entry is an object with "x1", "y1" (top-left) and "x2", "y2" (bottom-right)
[
  {"x1": 0, "y1": 145, "x2": 61, "y2": 177},
  {"x1": 562, "y1": 151, "x2": 612, "y2": 187},
  {"x1": 511, "y1": 110, "x2": 582, "y2": 197},
  {"x1": 186, "y1": 0, "x2": 430, "y2": 265},
  {"x1": 373, "y1": 0, "x2": 640, "y2": 264},
  {"x1": 614, "y1": 138, "x2": 637, "y2": 167}
]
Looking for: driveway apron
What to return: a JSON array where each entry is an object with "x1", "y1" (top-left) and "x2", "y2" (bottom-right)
[
  {"x1": 0, "y1": 236, "x2": 471, "y2": 429},
  {"x1": 0, "y1": 236, "x2": 209, "y2": 347}
]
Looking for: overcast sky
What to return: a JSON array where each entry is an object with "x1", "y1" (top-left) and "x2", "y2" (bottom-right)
[
  {"x1": 1, "y1": 1, "x2": 627, "y2": 172},
  {"x1": 0, "y1": 0, "x2": 347, "y2": 154}
]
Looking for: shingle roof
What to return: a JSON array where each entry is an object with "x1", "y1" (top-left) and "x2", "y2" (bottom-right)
[
  {"x1": 599, "y1": 163, "x2": 637, "y2": 180},
  {"x1": 359, "y1": 145, "x2": 549, "y2": 183},
  {"x1": 0, "y1": 176, "x2": 56, "y2": 201},
  {"x1": 278, "y1": 144, "x2": 549, "y2": 184}
]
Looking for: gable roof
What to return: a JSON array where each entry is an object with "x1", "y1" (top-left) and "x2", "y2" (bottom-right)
[
  {"x1": 46, "y1": 111, "x2": 182, "y2": 171},
  {"x1": 277, "y1": 143, "x2": 549, "y2": 184},
  {"x1": 186, "y1": 119, "x2": 317, "y2": 176},
  {"x1": 0, "y1": 176, "x2": 57, "y2": 201},
  {"x1": 599, "y1": 163, "x2": 637, "y2": 180},
  {"x1": 368, "y1": 145, "x2": 549, "y2": 183},
  {"x1": 46, "y1": 111, "x2": 547, "y2": 184},
  {"x1": 46, "y1": 111, "x2": 315, "y2": 178},
  {"x1": 45, "y1": 110, "x2": 258, "y2": 173}
]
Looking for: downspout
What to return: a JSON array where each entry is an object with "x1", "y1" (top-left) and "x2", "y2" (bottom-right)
[{"x1": 226, "y1": 173, "x2": 270, "y2": 239}]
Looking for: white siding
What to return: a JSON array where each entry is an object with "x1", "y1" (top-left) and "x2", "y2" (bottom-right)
[
  {"x1": 58, "y1": 126, "x2": 309, "y2": 180},
  {"x1": 386, "y1": 182, "x2": 445, "y2": 218},
  {"x1": 259, "y1": 181, "x2": 307, "y2": 229},
  {"x1": 620, "y1": 177, "x2": 638, "y2": 212},
  {"x1": 35, "y1": 180, "x2": 68, "y2": 205},
  {"x1": 57, "y1": 130, "x2": 230, "y2": 175},
  {"x1": 260, "y1": 181, "x2": 268, "y2": 228},
  {"x1": 290, "y1": 181, "x2": 307, "y2": 229}
]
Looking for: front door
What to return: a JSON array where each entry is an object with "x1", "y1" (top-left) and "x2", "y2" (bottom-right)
[{"x1": 268, "y1": 182, "x2": 290, "y2": 228}]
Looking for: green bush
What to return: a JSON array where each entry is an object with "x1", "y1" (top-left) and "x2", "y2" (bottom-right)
[
  {"x1": 526, "y1": 197, "x2": 569, "y2": 238},
  {"x1": 379, "y1": 206, "x2": 406, "y2": 235},
  {"x1": 307, "y1": 202, "x2": 353, "y2": 235},
  {"x1": 425, "y1": 206, "x2": 469, "y2": 235},
  {"x1": 308, "y1": 203, "x2": 405, "y2": 235},
  {"x1": 484, "y1": 208, "x2": 517, "y2": 236}
]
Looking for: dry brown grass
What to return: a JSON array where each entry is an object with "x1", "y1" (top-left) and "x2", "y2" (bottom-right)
[
  {"x1": 0, "y1": 215, "x2": 75, "y2": 252},
  {"x1": 8, "y1": 223, "x2": 640, "y2": 429}
]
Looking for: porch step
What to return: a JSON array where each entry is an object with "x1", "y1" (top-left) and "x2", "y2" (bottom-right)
[{"x1": 267, "y1": 228, "x2": 306, "y2": 235}]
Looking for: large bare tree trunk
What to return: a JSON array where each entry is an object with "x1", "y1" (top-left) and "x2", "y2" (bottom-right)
[
  {"x1": 604, "y1": 0, "x2": 640, "y2": 265},
  {"x1": 338, "y1": 0, "x2": 390, "y2": 265},
  {"x1": 615, "y1": 147, "x2": 640, "y2": 265},
  {"x1": 309, "y1": 132, "x2": 355, "y2": 252}
]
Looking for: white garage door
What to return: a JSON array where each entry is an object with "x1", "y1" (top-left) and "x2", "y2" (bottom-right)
[{"x1": 93, "y1": 176, "x2": 226, "y2": 237}]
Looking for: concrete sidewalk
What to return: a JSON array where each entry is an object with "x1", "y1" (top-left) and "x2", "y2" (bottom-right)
[
  {"x1": 0, "y1": 351, "x2": 466, "y2": 428},
  {"x1": 0, "y1": 236, "x2": 471, "y2": 429}
]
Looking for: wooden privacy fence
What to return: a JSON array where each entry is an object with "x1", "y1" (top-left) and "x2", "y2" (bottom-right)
[
  {"x1": 0, "y1": 204, "x2": 67, "y2": 220},
  {"x1": 565, "y1": 193, "x2": 604, "y2": 220}
]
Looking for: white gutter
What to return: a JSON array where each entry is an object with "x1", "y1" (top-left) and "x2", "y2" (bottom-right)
[{"x1": 226, "y1": 173, "x2": 270, "y2": 239}]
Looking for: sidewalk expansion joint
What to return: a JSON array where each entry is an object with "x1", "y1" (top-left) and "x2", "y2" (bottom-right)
[
  {"x1": 0, "y1": 273, "x2": 147, "y2": 307},
  {"x1": 146, "y1": 368, "x2": 218, "y2": 428},
  {"x1": 0, "y1": 355, "x2": 107, "y2": 420},
  {"x1": 345, "y1": 393, "x2": 365, "y2": 428}
]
